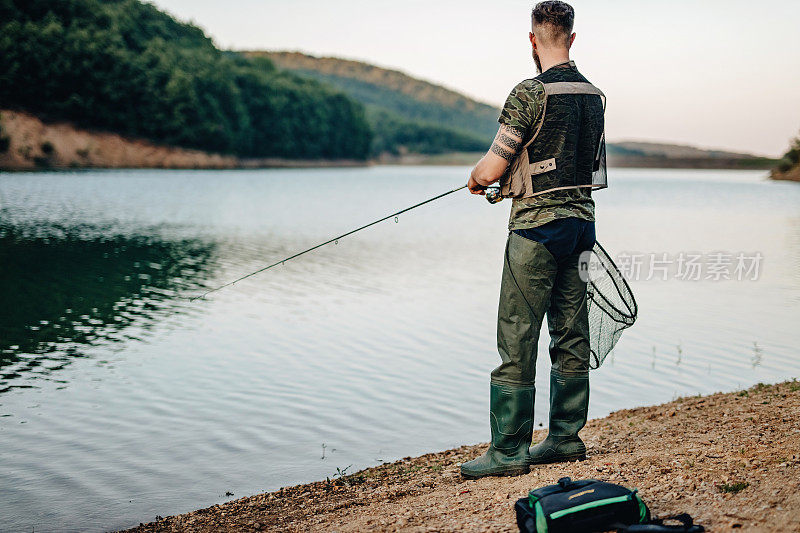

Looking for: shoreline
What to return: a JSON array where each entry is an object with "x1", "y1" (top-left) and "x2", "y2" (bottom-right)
[
  {"x1": 0, "y1": 110, "x2": 370, "y2": 171},
  {"x1": 124, "y1": 380, "x2": 799, "y2": 532},
  {"x1": 770, "y1": 167, "x2": 800, "y2": 182},
  {"x1": 0, "y1": 110, "x2": 779, "y2": 172}
]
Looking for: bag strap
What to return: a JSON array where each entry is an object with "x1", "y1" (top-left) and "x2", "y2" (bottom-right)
[{"x1": 616, "y1": 513, "x2": 705, "y2": 533}]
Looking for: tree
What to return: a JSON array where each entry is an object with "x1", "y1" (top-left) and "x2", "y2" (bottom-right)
[{"x1": 0, "y1": 0, "x2": 373, "y2": 160}]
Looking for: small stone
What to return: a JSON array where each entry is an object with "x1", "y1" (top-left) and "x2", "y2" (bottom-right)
[{"x1": 493, "y1": 491, "x2": 508, "y2": 502}]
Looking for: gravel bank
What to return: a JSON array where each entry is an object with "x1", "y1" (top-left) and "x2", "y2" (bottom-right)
[{"x1": 125, "y1": 380, "x2": 800, "y2": 532}]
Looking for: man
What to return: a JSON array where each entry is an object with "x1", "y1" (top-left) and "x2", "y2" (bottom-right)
[{"x1": 461, "y1": 1, "x2": 606, "y2": 479}]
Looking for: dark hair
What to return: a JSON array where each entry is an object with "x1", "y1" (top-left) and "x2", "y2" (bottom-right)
[{"x1": 531, "y1": 1, "x2": 574, "y2": 46}]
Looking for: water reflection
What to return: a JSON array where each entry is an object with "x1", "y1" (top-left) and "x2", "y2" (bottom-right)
[{"x1": 0, "y1": 223, "x2": 215, "y2": 392}]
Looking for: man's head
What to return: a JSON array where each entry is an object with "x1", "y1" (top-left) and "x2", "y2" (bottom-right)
[{"x1": 530, "y1": 1, "x2": 576, "y2": 73}]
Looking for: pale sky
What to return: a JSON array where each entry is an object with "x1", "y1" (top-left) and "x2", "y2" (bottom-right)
[{"x1": 150, "y1": 0, "x2": 800, "y2": 157}]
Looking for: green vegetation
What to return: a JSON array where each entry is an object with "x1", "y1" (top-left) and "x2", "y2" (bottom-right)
[
  {"x1": 256, "y1": 52, "x2": 498, "y2": 155},
  {"x1": 736, "y1": 157, "x2": 780, "y2": 169},
  {"x1": 776, "y1": 133, "x2": 800, "y2": 173},
  {"x1": 0, "y1": 0, "x2": 371, "y2": 159},
  {"x1": 369, "y1": 108, "x2": 487, "y2": 155},
  {"x1": 717, "y1": 481, "x2": 749, "y2": 494}
]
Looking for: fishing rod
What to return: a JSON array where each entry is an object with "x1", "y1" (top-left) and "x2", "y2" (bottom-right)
[{"x1": 190, "y1": 184, "x2": 468, "y2": 301}]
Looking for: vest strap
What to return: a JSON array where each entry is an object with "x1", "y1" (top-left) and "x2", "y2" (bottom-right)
[
  {"x1": 520, "y1": 81, "x2": 606, "y2": 153},
  {"x1": 521, "y1": 80, "x2": 548, "y2": 150},
  {"x1": 501, "y1": 79, "x2": 607, "y2": 200},
  {"x1": 537, "y1": 81, "x2": 607, "y2": 177},
  {"x1": 543, "y1": 82, "x2": 605, "y2": 99}
]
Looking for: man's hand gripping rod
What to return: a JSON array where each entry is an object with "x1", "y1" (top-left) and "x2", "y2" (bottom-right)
[{"x1": 190, "y1": 184, "x2": 468, "y2": 301}]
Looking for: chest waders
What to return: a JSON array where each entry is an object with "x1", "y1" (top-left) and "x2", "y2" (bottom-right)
[{"x1": 461, "y1": 65, "x2": 606, "y2": 479}]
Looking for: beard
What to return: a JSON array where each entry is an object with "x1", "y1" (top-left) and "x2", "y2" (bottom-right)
[{"x1": 532, "y1": 48, "x2": 542, "y2": 74}]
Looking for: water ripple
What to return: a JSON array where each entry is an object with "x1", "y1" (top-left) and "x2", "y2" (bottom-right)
[{"x1": 0, "y1": 167, "x2": 798, "y2": 531}]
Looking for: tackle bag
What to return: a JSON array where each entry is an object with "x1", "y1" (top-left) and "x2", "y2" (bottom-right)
[{"x1": 515, "y1": 477, "x2": 649, "y2": 533}]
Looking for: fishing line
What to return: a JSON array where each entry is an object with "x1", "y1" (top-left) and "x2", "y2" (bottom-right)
[{"x1": 190, "y1": 184, "x2": 467, "y2": 301}]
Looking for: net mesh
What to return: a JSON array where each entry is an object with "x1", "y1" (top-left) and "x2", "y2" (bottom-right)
[
  {"x1": 580, "y1": 241, "x2": 637, "y2": 369},
  {"x1": 591, "y1": 134, "x2": 607, "y2": 190}
]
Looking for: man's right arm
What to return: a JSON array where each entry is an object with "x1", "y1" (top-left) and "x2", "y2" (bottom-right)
[
  {"x1": 468, "y1": 125, "x2": 526, "y2": 193},
  {"x1": 468, "y1": 80, "x2": 543, "y2": 194}
]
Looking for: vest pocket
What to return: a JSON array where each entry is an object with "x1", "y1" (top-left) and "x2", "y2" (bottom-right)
[{"x1": 500, "y1": 150, "x2": 531, "y2": 198}]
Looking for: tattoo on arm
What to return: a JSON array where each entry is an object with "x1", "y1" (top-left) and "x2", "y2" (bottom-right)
[
  {"x1": 489, "y1": 124, "x2": 525, "y2": 162},
  {"x1": 491, "y1": 142, "x2": 516, "y2": 162},
  {"x1": 498, "y1": 133, "x2": 521, "y2": 152},
  {"x1": 504, "y1": 125, "x2": 526, "y2": 139}
]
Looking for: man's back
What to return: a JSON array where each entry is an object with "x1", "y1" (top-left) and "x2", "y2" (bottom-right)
[{"x1": 499, "y1": 61, "x2": 604, "y2": 231}]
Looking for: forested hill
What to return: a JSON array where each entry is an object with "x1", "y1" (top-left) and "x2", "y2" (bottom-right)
[
  {"x1": 0, "y1": 0, "x2": 371, "y2": 160},
  {"x1": 249, "y1": 51, "x2": 500, "y2": 155},
  {"x1": 0, "y1": 1, "x2": 777, "y2": 167}
]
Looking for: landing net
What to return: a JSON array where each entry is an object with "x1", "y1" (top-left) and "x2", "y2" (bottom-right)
[{"x1": 580, "y1": 241, "x2": 637, "y2": 369}]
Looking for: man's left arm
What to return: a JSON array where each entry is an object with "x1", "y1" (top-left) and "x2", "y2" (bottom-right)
[{"x1": 467, "y1": 124, "x2": 525, "y2": 195}]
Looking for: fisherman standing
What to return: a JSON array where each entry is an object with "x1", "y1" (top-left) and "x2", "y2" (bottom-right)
[{"x1": 462, "y1": 1, "x2": 608, "y2": 478}]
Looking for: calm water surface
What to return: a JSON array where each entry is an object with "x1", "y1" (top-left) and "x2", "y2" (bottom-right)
[{"x1": 1, "y1": 167, "x2": 799, "y2": 531}]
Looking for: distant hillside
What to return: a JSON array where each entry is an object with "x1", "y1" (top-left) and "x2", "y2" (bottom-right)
[
  {"x1": 258, "y1": 51, "x2": 499, "y2": 136},
  {"x1": 250, "y1": 52, "x2": 776, "y2": 168},
  {"x1": 247, "y1": 51, "x2": 498, "y2": 155},
  {"x1": 607, "y1": 141, "x2": 776, "y2": 169},
  {"x1": 610, "y1": 141, "x2": 759, "y2": 159}
]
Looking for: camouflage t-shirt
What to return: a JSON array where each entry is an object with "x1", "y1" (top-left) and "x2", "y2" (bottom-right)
[{"x1": 498, "y1": 64, "x2": 595, "y2": 230}]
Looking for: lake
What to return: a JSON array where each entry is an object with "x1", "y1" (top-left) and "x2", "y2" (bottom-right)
[{"x1": 1, "y1": 166, "x2": 799, "y2": 532}]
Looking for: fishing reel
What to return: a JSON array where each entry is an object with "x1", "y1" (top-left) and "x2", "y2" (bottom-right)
[{"x1": 485, "y1": 186, "x2": 504, "y2": 204}]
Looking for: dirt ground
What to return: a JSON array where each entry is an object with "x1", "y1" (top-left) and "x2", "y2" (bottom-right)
[
  {"x1": 0, "y1": 110, "x2": 238, "y2": 170},
  {"x1": 0, "y1": 110, "x2": 366, "y2": 170},
  {"x1": 125, "y1": 381, "x2": 800, "y2": 532}
]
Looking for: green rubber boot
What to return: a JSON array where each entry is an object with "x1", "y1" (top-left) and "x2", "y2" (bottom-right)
[
  {"x1": 529, "y1": 370, "x2": 589, "y2": 464},
  {"x1": 461, "y1": 383, "x2": 534, "y2": 479}
]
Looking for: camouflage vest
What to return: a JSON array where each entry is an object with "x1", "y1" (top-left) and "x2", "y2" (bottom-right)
[{"x1": 500, "y1": 66, "x2": 607, "y2": 199}]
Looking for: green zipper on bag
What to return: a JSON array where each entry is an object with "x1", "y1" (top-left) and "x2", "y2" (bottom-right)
[
  {"x1": 634, "y1": 492, "x2": 648, "y2": 522},
  {"x1": 534, "y1": 500, "x2": 548, "y2": 533},
  {"x1": 548, "y1": 494, "x2": 632, "y2": 520}
]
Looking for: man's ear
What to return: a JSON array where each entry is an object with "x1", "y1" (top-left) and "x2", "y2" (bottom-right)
[
  {"x1": 529, "y1": 31, "x2": 536, "y2": 48},
  {"x1": 569, "y1": 32, "x2": 576, "y2": 47}
]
